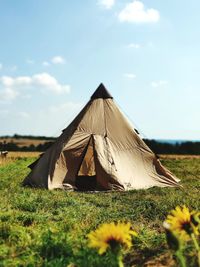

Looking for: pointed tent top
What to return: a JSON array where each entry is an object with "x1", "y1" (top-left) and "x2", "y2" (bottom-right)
[{"x1": 90, "y1": 83, "x2": 113, "y2": 100}]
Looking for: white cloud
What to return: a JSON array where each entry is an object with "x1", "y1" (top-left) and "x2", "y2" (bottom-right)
[
  {"x1": 0, "y1": 87, "x2": 19, "y2": 101},
  {"x1": 32, "y1": 73, "x2": 70, "y2": 94},
  {"x1": 51, "y1": 56, "x2": 65, "y2": 65},
  {"x1": 1, "y1": 76, "x2": 14, "y2": 87},
  {"x1": 42, "y1": 56, "x2": 66, "y2": 67},
  {"x1": 98, "y1": 0, "x2": 115, "y2": 9},
  {"x1": 118, "y1": 1, "x2": 160, "y2": 23},
  {"x1": 1, "y1": 75, "x2": 32, "y2": 87},
  {"x1": 127, "y1": 43, "x2": 140, "y2": 49},
  {"x1": 42, "y1": 61, "x2": 50, "y2": 67},
  {"x1": 0, "y1": 72, "x2": 70, "y2": 102},
  {"x1": 123, "y1": 73, "x2": 136, "y2": 79},
  {"x1": 151, "y1": 80, "x2": 168, "y2": 88},
  {"x1": 16, "y1": 76, "x2": 32, "y2": 85}
]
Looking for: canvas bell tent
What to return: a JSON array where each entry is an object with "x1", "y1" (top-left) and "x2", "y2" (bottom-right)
[{"x1": 23, "y1": 83, "x2": 180, "y2": 191}]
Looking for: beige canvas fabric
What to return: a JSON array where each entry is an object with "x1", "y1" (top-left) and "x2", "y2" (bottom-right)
[{"x1": 23, "y1": 83, "x2": 180, "y2": 190}]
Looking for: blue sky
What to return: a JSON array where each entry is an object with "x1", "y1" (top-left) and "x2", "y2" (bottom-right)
[{"x1": 0, "y1": 0, "x2": 199, "y2": 140}]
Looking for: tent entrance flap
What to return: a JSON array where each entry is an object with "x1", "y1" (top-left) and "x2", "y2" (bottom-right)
[{"x1": 75, "y1": 136, "x2": 97, "y2": 191}]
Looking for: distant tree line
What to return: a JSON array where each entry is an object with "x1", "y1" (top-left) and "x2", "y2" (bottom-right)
[
  {"x1": 0, "y1": 141, "x2": 54, "y2": 152},
  {"x1": 0, "y1": 135, "x2": 199, "y2": 154},
  {"x1": 144, "y1": 139, "x2": 200, "y2": 155},
  {"x1": 0, "y1": 134, "x2": 56, "y2": 141}
]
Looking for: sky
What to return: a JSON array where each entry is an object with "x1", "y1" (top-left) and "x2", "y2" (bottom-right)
[{"x1": 0, "y1": 0, "x2": 199, "y2": 140}]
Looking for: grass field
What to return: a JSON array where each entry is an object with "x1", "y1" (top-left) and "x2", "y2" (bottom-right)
[{"x1": 0, "y1": 153, "x2": 200, "y2": 266}]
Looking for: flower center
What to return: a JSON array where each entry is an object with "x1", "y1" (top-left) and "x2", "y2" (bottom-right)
[
  {"x1": 107, "y1": 238, "x2": 120, "y2": 250},
  {"x1": 182, "y1": 221, "x2": 193, "y2": 235}
]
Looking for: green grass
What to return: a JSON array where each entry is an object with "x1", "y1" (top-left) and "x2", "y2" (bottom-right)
[{"x1": 0, "y1": 157, "x2": 200, "y2": 266}]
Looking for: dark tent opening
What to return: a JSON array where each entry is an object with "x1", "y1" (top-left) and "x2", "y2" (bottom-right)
[{"x1": 75, "y1": 137, "x2": 97, "y2": 191}]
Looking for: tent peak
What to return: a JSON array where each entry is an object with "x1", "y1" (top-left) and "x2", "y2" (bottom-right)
[{"x1": 90, "y1": 83, "x2": 113, "y2": 100}]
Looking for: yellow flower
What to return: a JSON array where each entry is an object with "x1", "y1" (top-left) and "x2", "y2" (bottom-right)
[
  {"x1": 88, "y1": 222, "x2": 137, "y2": 255},
  {"x1": 163, "y1": 221, "x2": 182, "y2": 251},
  {"x1": 164, "y1": 205, "x2": 199, "y2": 241}
]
